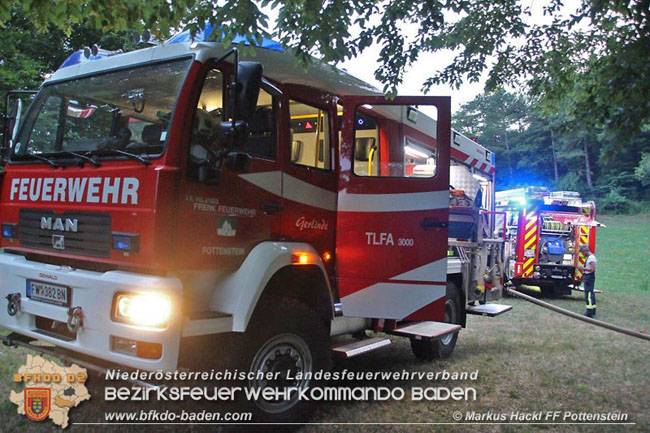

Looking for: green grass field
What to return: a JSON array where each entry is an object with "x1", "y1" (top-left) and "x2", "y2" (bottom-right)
[{"x1": 0, "y1": 214, "x2": 648, "y2": 432}]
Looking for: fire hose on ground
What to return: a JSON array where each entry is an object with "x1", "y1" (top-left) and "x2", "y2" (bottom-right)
[{"x1": 507, "y1": 288, "x2": 650, "y2": 342}]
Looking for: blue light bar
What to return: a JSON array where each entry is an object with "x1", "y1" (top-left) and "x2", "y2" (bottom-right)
[
  {"x1": 2, "y1": 223, "x2": 16, "y2": 238},
  {"x1": 166, "y1": 22, "x2": 283, "y2": 52},
  {"x1": 58, "y1": 24, "x2": 283, "y2": 71},
  {"x1": 58, "y1": 48, "x2": 113, "y2": 70}
]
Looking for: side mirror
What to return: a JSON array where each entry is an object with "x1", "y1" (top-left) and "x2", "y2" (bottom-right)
[
  {"x1": 8, "y1": 98, "x2": 23, "y2": 142},
  {"x1": 3, "y1": 90, "x2": 36, "y2": 159},
  {"x1": 2, "y1": 98, "x2": 22, "y2": 160},
  {"x1": 235, "y1": 62, "x2": 263, "y2": 122},
  {"x1": 225, "y1": 151, "x2": 251, "y2": 173}
]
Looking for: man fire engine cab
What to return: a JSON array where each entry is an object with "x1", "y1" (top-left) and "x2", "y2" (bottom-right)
[{"x1": 0, "y1": 26, "x2": 508, "y2": 421}]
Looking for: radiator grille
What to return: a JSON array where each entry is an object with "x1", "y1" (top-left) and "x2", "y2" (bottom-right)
[{"x1": 19, "y1": 209, "x2": 111, "y2": 257}]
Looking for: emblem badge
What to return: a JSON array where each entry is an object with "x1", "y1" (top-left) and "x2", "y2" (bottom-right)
[
  {"x1": 217, "y1": 217, "x2": 237, "y2": 237},
  {"x1": 24, "y1": 388, "x2": 51, "y2": 421},
  {"x1": 52, "y1": 235, "x2": 65, "y2": 250}
]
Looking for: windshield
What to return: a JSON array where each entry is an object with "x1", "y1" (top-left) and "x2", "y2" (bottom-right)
[{"x1": 12, "y1": 58, "x2": 192, "y2": 160}]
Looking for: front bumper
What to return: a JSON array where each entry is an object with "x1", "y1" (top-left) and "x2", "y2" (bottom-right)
[{"x1": 0, "y1": 252, "x2": 183, "y2": 371}]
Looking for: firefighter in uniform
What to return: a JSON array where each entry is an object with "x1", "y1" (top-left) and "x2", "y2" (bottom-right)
[{"x1": 578, "y1": 245, "x2": 597, "y2": 317}]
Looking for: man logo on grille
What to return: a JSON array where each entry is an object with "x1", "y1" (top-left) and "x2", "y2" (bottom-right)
[
  {"x1": 24, "y1": 388, "x2": 51, "y2": 421},
  {"x1": 52, "y1": 235, "x2": 65, "y2": 250},
  {"x1": 41, "y1": 217, "x2": 78, "y2": 232}
]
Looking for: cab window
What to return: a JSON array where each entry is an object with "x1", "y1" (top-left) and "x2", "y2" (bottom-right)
[
  {"x1": 353, "y1": 105, "x2": 436, "y2": 178},
  {"x1": 188, "y1": 69, "x2": 277, "y2": 179},
  {"x1": 289, "y1": 100, "x2": 331, "y2": 170},
  {"x1": 239, "y1": 89, "x2": 276, "y2": 160}
]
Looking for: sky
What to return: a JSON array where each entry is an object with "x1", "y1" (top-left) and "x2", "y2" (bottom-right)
[
  {"x1": 253, "y1": 1, "x2": 581, "y2": 116},
  {"x1": 259, "y1": 5, "x2": 487, "y2": 114},
  {"x1": 339, "y1": 36, "x2": 486, "y2": 114},
  {"x1": 318, "y1": 0, "x2": 579, "y2": 114}
]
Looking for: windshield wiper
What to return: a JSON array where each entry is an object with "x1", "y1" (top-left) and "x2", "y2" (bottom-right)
[
  {"x1": 25, "y1": 151, "x2": 59, "y2": 168},
  {"x1": 92, "y1": 148, "x2": 151, "y2": 165},
  {"x1": 48, "y1": 151, "x2": 102, "y2": 167}
]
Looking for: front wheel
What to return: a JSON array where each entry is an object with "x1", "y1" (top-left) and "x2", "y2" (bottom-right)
[
  {"x1": 410, "y1": 281, "x2": 461, "y2": 360},
  {"x1": 236, "y1": 298, "x2": 331, "y2": 423}
]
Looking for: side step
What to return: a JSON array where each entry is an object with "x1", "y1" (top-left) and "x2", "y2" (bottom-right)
[
  {"x1": 332, "y1": 337, "x2": 391, "y2": 358},
  {"x1": 466, "y1": 303, "x2": 513, "y2": 317},
  {"x1": 392, "y1": 321, "x2": 461, "y2": 339}
]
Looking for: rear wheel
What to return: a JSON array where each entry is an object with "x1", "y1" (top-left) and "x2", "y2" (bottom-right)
[
  {"x1": 410, "y1": 281, "x2": 461, "y2": 360},
  {"x1": 540, "y1": 285, "x2": 555, "y2": 297}
]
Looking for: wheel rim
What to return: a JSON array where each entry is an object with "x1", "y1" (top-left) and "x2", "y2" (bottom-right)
[
  {"x1": 249, "y1": 333, "x2": 313, "y2": 414},
  {"x1": 440, "y1": 298, "x2": 458, "y2": 346}
]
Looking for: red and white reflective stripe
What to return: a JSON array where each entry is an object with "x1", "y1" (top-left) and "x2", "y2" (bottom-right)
[
  {"x1": 341, "y1": 258, "x2": 447, "y2": 318},
  {"x1": 338, "y1": 190, "x2": 448, "y2": 213},
  {"x1": 389, "y1": 258, "x2": 447, "y2": 281},
  {"x1": 239, "y1": 170, "x2": 282, "y2": 196},
  {"x1": 341, "y1": 282, "x2": 446, "y2": 319},
  {"x1": 450, "y1": 144, "x2": 494, "y2": 176},
  {"x1": 283, "y1": 173, "x2": 337, "y2": 211},
  {"x1": 240, "y1": 171, "x2": 337, "y2": 211},
  {"x1": 242, "y1": 171, "x2": 449, "y2": 213}
]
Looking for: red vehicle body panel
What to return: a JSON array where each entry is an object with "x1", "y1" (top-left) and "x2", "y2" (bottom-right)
[{"x1": 0, "y1": 58, "x2": 453, "y2": 323}]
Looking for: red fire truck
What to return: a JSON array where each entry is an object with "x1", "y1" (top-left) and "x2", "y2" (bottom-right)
[
  {"x1": 496, "y1": 187, "x2": 604, "y2": 296},
  {"x1": 0, "y1": 27, "x2": 509, "y2": 420}
]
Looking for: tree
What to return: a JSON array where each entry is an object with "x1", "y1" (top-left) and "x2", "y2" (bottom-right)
[
  {"x1": 453, "y1": 89, "x2": 528, "y2": 185},
  {"x1": 0, "y1": 9, "x2": 135, "y2": 99},
  {"x1": 635, "y1": 153, "x2": 650, "y2": 186},
  {"x1": 455, "y1": 86, "x2": 650, "y2": 212},
  {"x1": 0, "y1": 7, "x2": 138, "y2": 147},
  {"x1": 2, "y1": 0, "x2": 647, "y2": 142}
]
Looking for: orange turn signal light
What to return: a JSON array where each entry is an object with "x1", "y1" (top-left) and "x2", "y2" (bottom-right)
[
  {"x1": 137, "y1": 342, "x2": 163, "y2": 360},
  {"x1": 291, "y1": 253, "x2": 310, "y2": 265}
]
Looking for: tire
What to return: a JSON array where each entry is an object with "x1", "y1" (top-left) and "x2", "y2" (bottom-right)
[
  {"x1": 410, "y1": 281, "x2": 461, "y2": 361},
  {"x1": 540, "y1": 285, "x2": 557, "y2": 297},
  {"x1": 555, "y1": 284, "x2": 572, "y2": 297},
  {"x1": 233, "y1": 297, "x2": 331, "y2": 423}
]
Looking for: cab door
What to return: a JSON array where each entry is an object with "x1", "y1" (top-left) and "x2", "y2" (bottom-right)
[
  {"x1": 174, "y1": 65, "x2": 282, "y2": 271},
  {"x1": 336, "y1": 96, "x2": 451, "y2": 322}
]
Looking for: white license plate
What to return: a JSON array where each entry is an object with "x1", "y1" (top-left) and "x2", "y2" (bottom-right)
[{"x1": 27, "y1": 280, "x2": 70, "y2": 306}]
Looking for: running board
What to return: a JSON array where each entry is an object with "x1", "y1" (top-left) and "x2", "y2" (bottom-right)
[
  {"x1": 332, "y1": 337, "x2": 391, "y2": 358},
  {"x1": 466, "y1": 303, "x2": 513, "y2": 317},
  {"x1": 392, "y1": 321, "x2": 461, "y2": 340}
]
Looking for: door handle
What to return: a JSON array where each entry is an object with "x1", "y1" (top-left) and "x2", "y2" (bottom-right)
[
  {"x1": 420, "y1": 219, "x2": 448, "y2": 229},
  {"x1": 261, "y1": 202, "x2": 283, "y2": 215}
]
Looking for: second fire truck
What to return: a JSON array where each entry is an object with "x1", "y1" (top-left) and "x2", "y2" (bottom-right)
[{"x1": 496, "y1": 187, "x2": 604, "y2": 296}]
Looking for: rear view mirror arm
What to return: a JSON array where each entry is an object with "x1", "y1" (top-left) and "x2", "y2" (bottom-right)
[
  {"x1": 261, "y1": 78, "x2": 282, "y2": 97},
  {"x1": 2, "y1": 90, "x2": 37, "y2": 161}
]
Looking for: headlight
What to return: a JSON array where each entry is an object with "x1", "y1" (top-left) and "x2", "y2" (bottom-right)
[{"x1": 112, "y1": 292, "x2": 171, "y2": 328}]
